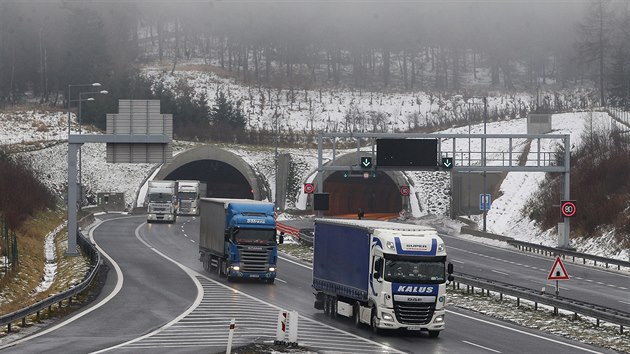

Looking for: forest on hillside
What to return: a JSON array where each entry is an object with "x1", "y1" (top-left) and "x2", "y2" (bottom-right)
[{"x1": 1, "y1": 0, "x2": 630, "y2": 109}]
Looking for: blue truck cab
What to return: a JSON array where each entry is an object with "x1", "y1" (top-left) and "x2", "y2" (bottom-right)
[{"x1": 199, "y1": 198, "x2": 282, "y2": 284}]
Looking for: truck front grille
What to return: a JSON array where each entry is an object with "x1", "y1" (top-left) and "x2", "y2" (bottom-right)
[
  {"x1": 180, "y1": 201, "x2": 192, "y2": 212},
  {"x1": 237, "y1": 246, "x2": 273, "y2": 272},
  {"x1": 394, "y1": 301, "x2": 436, "y2": 325}
]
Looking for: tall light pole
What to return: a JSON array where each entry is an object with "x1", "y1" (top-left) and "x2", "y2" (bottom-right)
[
  {"x1": 461, "y1": 95, "x2": 488, "y2": 232},
  {"x1": 67, "y1": 83, "x2": 101, "y2": 136},
  {"x1": 76, "y1": 90, "x2": 108, "y2": 208}
]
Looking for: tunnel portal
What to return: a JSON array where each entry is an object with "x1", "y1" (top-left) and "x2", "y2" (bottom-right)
[
  {"x1": 164, "y1": 160, "x2": 254, "y2": 199},
  {"x1": 323, "y1": 171, "x2": 402, "y2": 216}
]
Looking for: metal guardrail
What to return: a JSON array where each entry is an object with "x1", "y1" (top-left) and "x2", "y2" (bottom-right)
[
  {"x1": 453, "y1": 272, "x2": 629, "y2": 334},
  {"x1": 507, "y1": 239, "x2": 630, "y2": 270},
  {"x1": 0, "y1": 231, "x2": 101, "y2": 331}
]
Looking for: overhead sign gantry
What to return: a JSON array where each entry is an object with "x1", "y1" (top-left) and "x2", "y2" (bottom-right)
[
  {"x1": 315, "y1": 132, "x2": 573, "y2": 248},
  {"x1": 66, "y1": 100, "x2": 172, "y2": 255}
]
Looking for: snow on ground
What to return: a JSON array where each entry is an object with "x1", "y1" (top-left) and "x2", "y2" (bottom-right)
[
  {"x1": 33, "y1": 223, "x2": 65, "y2": 294},
  {"x1": 1, "y1": 81, "x2": 629, "y2": 353},
  {"x1": 2, "y1": 92, "x2": 627, "y2": 262}
]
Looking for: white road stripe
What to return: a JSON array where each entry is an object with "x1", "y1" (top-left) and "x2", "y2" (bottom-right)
[
  {"x1": 491, "y1": 270, "x2": 509, "y2": 276},
  {"x1": 462, "y1": 340, "x2": 502, "y2": 353},
  {"x1": 275, "y1": 278, "x2": 287, "y2": 283}
]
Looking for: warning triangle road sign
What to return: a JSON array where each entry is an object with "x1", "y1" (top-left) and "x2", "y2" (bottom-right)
[{"x1": 547, "y1": 256, "x2": 570, "y2": 280}]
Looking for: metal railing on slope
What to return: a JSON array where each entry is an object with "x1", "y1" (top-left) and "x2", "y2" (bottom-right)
[
  {"x1": 507, "y1": 239, "x2": 630, "y2": 270},
  {"x1": 453, "y1": 272, "x2": 630, "y2": 334},
  {"x1": 0, "y1": 231, "x2": 101, "y2": 332}
]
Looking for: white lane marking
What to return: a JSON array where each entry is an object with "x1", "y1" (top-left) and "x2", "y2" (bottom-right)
[
  {"x1": 491, "y1": 270, "x2": 509, "y2": 276},
  {"x1": 189, "y1": 239, "x2": 195, "y2": 243},
  {"x1": 619, "y1": 300, "x2": 630, "y2": 305},
  {"x1": 448, "y1": 311, "x2": 603, "y2": 353},
  {"x1": 93, "y1": 224, "x2": 206, "y2": 353},
  {"x1": 281, "y1": 253, "x2": 602, "y2": 354},
  {"x1": 124, "y1": 233, "x2": 404, "y2": 354},
  {"x1": 0, "y1": 216, "x2": 137, "y2": 350},
  {"x1": 275, "y1": 278, "x2": 287, "y2": 283},
  {"x1": 462, "y1": 340, "x2": 502, "y2": 353},
  {"x1": 451, "y1": 259, "x2": 465, "y2": 264},
  {"x1": 620, "y1": 287, "x2": 628, "y2": 290},
  {"x1": 183, "y1": 234, "x2": 188, "y2": 237}
]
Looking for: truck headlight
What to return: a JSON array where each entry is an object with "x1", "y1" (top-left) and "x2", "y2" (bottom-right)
[
  {"x1": 231, "y1": 265, "x2": 240, "y2": 271},
  {"x1": 268, "y1": 267, "x2": 276, "y2": 272},
  {"x1": 382, "y1": 313, "x2": 394, "y2": 321},
  {"x1": 434, "y1": 315, "x2": 444, "y2": 323}
]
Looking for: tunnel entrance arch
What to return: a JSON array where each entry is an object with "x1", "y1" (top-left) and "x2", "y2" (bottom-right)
[
  {"x1": 154, "y1": 145, "x2": 270, "y2": 200},
  {"x1": 313, "y1": 151, "x2": 406, "y2": 216}
]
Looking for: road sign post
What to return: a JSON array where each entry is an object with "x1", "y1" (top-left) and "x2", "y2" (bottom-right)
[
  {"x1": 303, "y1": 183, "x2": 314, "y2": 194},
  {"x1": 400, "y1": 185, "x2": 410, "y2": 196},
  {"x1": 547, "y1": 256, "x2": 570, "y2": 297},
  {"x1": 479, "y1": 193, "x2": 491, "y2": 211}
]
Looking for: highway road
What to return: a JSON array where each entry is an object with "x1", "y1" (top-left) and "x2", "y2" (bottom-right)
[
  {"x1": 0, "y1": 214, "x2": 616, "y2": 353},
  {"x1": 283, "y1": 217, "x2": 630, "y2": 313}
]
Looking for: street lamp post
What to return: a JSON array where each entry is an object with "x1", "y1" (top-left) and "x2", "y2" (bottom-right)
[
  {"x1": 67, "y1": 83, "x2": 101, "y2": 136},
  {"x1": 76, "y1": 90, "x2": 108, "y2": 207},
  {"x1": 459, "y1": 95, "x2": 488, "y2": 232}
]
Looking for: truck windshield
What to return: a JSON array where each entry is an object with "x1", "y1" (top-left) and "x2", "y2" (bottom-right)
[
  {"x1": 384, "y1": 259, "x2": 445, "y2": 283},
  {"x1": 178, "y1": 192, "x2": 197, "y2": 200},
  {"x1": 148, "y1": 193, "x2": 172, "y2": 202},
  {"x1": 233, "y1": 228, "x2": 276, "y2": 245}
]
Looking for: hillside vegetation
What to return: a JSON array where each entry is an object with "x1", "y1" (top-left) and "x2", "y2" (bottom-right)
[{"x1": 524, "y1": 127, "x2": 630, "y2": 246}]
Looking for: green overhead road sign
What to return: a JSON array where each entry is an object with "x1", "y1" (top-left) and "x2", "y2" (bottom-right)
[
  {"x1": 360, "y1": 156, "x2": 373, "y2": 169},
  {"x1": 442, "y1": 157, "x2": 453, "y2": 169}
]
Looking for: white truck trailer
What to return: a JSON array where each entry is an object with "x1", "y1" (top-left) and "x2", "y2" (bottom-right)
[{"x1": 312, "y1": 218, "x2": 453, "y2": 337}]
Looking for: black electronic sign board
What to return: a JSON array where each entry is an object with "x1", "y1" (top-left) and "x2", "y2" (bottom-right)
[{"x1": 376, "y1": 138, "x2": 438, "y2": 168}]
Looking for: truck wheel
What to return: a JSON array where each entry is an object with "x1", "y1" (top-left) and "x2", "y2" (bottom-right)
[
  {"x1": 371, "y1": 309, "x2": 381, "y2": 335},
  {"x1": 265, "y1": 278, "x2": 275, "y2": 284},
  {"x1": 330, "y1": 297, "x2": 337, "y2": 318},
  {"x1": 202, "y1": 257, "x2": 209, "y2": 272},
  {"x1": 428, "y1": 330, "x2": 440, "y2": 338},
  {"x1": 353, "y1": 303, "x2": 361, "y2": 328}
]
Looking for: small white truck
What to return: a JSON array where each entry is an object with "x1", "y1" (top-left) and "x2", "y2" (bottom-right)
[
  {"x1": 176, "y1": 180, "x2": 205, "y2": 216},
  {"x1": 146, "y1": 180, "x2": 178, "y2": 223}
]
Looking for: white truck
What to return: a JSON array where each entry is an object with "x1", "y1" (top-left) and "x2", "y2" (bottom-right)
[
  {"x1": 146, "y1": 180, "x2": 178, "y2": 223},
  {"x1": 176, "y1": 180, "x2": 206, "y2": 216},
  {"x1": 312, "y1": 218, "x2": 453, "y2": 337}
]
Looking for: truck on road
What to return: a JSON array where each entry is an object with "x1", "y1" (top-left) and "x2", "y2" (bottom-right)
[
  {"x1": 312, "y1": 218, "x2": 453, "y2": 337},
  {"x1": 199, "y1": 198, "x2": 283, "y2": 283},
  {"x1": 176, "y1": 180, "x2": 206, "y2": 216},
  {"x1": 146, "y1": 180, "x2": 178, "y2": 223}
]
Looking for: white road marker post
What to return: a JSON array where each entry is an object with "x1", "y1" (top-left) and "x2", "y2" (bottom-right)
[
  {"x1": 226, "y1": 318, "x2": 236, "y2": 354},
  {"x1": 288, "y1": 310, "x2": 299, "y2": 346},
  {"x1": 275, "y1": 310, "x2": 288, "y2": 344}
]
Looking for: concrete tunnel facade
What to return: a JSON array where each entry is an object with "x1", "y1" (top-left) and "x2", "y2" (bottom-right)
[
  {"x1": 153, "y1": 146, "x2": 270, "y2": 201},
  {"x1": 151, "y1": 146, "x2": 407, "y2": 216},
  {"x1": 313, "y1": 151, "x2": 406, "y2": 216}
]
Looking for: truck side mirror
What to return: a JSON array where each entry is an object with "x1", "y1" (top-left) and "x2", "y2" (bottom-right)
[
  {"x1": 373, "y1": 270, "x2": 381, "y2": 280},
  {"x1": 224, "y1": 230, "x2": 230, "y2": 242},
  {"x1": 447, "y1": 262, "x2": 454, "y2": 282}
]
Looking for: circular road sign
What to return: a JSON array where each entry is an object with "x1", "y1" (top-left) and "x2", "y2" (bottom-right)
[
  {"x1": 400, "y1": 185, "x2": 410, "y2": 196},
  {"x1": 303, "y1": 183, "x2": 315, "y2": 194},
  {"x1": 561, "y1": 200, "x2": 576, "y2": 217}
]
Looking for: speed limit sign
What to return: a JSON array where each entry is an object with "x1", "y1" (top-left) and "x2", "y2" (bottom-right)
[{"x1": 560, "y1": 200, "x2": 576, "y2": 218}]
